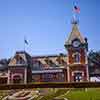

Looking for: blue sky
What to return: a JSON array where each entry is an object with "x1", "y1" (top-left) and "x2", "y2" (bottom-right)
[{"x1": 0, "y1": 0, "x2": 99, "y2": 58}]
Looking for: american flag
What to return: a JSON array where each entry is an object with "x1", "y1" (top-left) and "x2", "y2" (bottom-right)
[{"x1": 74, "y1": 5, "x2": 80, "y2": 13}]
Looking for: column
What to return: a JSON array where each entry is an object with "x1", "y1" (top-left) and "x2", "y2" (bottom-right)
[
  {"x1": 67, "y1": 66, "x2": 70, "y2": 82},
  {"x1": 24, "y1": 68, "x2": 27, "y2": 84},
  {"x1": 7, "y1": 69, "x2": 10, "y2": 84}
]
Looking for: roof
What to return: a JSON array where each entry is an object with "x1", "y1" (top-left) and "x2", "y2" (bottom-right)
[
  {"x1": 32, "y1": 54, "x2": 67, "y2": 69},
  {"x1": 0, "y1": 64, "x2": 8, "y2": 70},
  {"x1": 32, "y1": 53, "x2": 66, "y2": 58},
  {"x1": 8, "y1": 51, "x2": 32, "y2": 67},
  {"x1": 65, "y1": 23, "x2": 85, "y2": 46}
]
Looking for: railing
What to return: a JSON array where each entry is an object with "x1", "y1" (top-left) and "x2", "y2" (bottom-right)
[{"x1": 0, "y1": 82, "x2": 100, "y2": 90}]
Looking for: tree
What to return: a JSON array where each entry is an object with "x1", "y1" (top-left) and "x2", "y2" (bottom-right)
[{"x1": 88, "y1": 50, "x2": 100, "y2": 76}]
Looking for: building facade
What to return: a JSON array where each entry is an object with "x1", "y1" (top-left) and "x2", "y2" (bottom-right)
[
  {"x1": 65, "y1": 23, "x2": 89, "y2": 82},
  {"x1": 0, "y1": 23, "x2": 89, "y2": 84}
]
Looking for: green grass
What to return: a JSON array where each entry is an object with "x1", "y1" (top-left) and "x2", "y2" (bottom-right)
[
  {"x1": 62, "y1": 88, "x2": 100, "y2": 100},
  {"x1": 36, "y1": 88, "x2": 100, "y2": 100},
  {"x1": 0, "y1": 88, "x2": 100, "y2": 100}
]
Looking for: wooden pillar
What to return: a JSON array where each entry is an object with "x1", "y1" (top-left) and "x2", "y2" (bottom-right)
[
  {"x1": 67, "y1": 66, "x2": 70, "y2": 82},
  {"x1": 24, "y1": 68, "x2": 27, "y2": 84},
  {"x1": 86, "y1": 64, "x2": 89, "y2": 81},
  {"x1": 7, "y1": 69, "x2": 10, "y2": 84}
]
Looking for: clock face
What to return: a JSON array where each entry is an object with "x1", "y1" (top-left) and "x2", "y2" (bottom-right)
[{"x1": 72, "y1": 40, "x2": 80, "y2": 47}]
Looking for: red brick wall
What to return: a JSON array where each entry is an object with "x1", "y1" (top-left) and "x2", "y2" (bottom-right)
[
  {"x1": 9, "y1": 67, "x2": 25, "y2": 83},
  {"x1": 68, "y1": 48, "x2": 86, "y2": 64},
  {"x1": 68, "y1": 48, "x2": 73, "y2": 64},
  {"x1": 80, "y1": 48, "x2": 86, "y2": 64}
]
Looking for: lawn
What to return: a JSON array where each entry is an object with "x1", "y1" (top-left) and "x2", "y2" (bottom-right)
[
  {"x1": 31, "y1": 88, "x2": 100, "y2": 100},
  {"x1": 0, "y1": 88, "x2": 100, "y2": 100},
  {"x1": 61, "y1": 88, "x2": 100, "y2": 100}
]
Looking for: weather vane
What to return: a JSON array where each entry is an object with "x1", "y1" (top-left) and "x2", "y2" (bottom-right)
[{"x1": 71, "y1": 0, "x2": 80, "y2": 24}]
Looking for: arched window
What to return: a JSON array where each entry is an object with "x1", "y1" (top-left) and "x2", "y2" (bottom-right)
[{"x1": 73, "y1": 52, "x2": 80, "y2": 63}]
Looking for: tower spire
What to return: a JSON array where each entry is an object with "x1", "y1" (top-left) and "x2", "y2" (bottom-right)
[{"x1": 64, "y1": 0, "x2": 85, "y2": 48}]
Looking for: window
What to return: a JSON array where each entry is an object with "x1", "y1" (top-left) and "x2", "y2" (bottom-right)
[
  {"x1": 13, "y1": 76, "x2": 22, "y2": 84},
  {"x1": 44, "y1": 57, "x2": 50, "y2": 64},
  {"x1": 43, "y1": 74, "x2": 53, "y2": 82},
  {"x1": 74, "y1": 72, "x2": 82, "y2": 82},
  {"x1": 56, "y1": 56, "x2": 66, "y2": 65},
  {"x1": 73, "y1": 52, "x2": 80, "y2": 63},
  {"x1": 16, "y1": 55, "x2": 25, "y2": 64}
]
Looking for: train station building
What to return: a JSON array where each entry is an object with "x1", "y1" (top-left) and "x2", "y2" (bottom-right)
[{"x1": 0, "y1": 22, "x2": 89, "y2": 84}]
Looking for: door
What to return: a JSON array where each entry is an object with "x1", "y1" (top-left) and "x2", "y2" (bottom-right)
[
  {"x1": 13, "y1": 75, "x2": 22, "y2": 84},
  {"x1": 73, "y1": 72, "x2": 82, "y2": 82}
]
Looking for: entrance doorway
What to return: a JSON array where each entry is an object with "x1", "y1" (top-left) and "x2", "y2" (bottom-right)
[
  {"x1": 73, "y1": 72, "x2": 82, "y2": 82},
  {"x1": 13, "y1": 75, "x2": 22, "y2": 84}
]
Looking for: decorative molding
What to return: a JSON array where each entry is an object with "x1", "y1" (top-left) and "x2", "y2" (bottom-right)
[
  {"x1": 12, "y1": 73, "x2": 23, "y2": 80},
  {"x1": 72, "y1": 71, "x2": 84, "y2": 76}
]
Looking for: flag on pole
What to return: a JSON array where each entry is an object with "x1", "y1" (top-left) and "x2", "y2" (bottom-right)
[
  {"x1": 24, "y1": 39, "x2": 28, "y2": 45},
  {"x1": 74, "y1": 5, "x2": 80, "y2": 13}
]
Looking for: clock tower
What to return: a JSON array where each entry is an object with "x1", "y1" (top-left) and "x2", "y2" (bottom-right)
[{"x1": 64, "y1": 22, "x2": 89, "y2": 82}]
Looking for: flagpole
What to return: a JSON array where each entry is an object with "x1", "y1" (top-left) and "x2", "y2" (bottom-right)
[
  {"x1": 24, "y1": 36, "x2": 25, "y2": 52},
  {"x1": 24, "y1": 36, "x2": 29, "y2": 52}
]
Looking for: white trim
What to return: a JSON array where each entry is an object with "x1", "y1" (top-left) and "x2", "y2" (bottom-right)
[
  {"x1": 0, "y1": 73, "x2": 8, "y2": 76},
  {"x1": 12, "y1": 73, "x2": 23, "y2": 79},
  {"x1": 32, "y1": 69, "x2": 63, "y2": 74},
  {"x1": 72, "y1": 52, "x2": 80, "y2": 57},
  {"x1": 86, "y1": 64, "x2": 89, "y2": 81},
  {"x1": 72, "y1": 72, "x2": 74, "y2": 76},
  {"x1": 9, "y1": 64, "x2": 28, "y2": 67},
  {"x1": 73, "y1": 62, "x2": 81, "y2": 64},
  {"x1": 67, "y1": 54, "x2": 69, "y2": 65},
  {"x1": 0, "y1": 76, "x2": 8, "y2": 78},
  {"x1": 85, "y1": 50, "x2": 89, "y2": 81},
  {"x1": 24, "y1": 68, "x2": 27, "y2": 84},
  {"x1": 7, "y1": 70, "x2": 10, "y2": 84},
  {"x1": 48, "y1": 67, "x2": 64, "y2": 69},
  {"x1": 85, "y1": 50, "x2": 88, "y2": 64},
  {"x1": 72, "y1": 71, "x2": 84, "y2": 76},
  {"x1": 67, "y1": 66, "x2": 70, "y2": 82}
]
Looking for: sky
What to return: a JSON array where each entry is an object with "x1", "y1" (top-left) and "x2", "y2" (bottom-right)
[{"x1": 0, "y1": 0, "x2": 99, "y2": 58}]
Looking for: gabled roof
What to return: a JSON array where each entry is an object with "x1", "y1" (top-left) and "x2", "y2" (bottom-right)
[
  {"x1": 65, "y1": 23, "x2": 85, "y2": 45},
  {"x1": 8, "y1": 51, "x2": 32, "y2": 66}
]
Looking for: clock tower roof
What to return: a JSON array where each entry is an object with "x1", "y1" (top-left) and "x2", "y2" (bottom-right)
[{"x1": 65, "y1": 23, "x2": 85, "y2": 46}]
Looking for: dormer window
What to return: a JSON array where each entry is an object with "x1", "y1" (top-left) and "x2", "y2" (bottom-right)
[
  {"x1": 44, "y1": 57, "x2": 50, "y2": 64},
  {"x1": 56, "y1": 56, "x2": 62, "y2": 64},
  {"x1": 16, "y1": 55, "x2": 25, "y2": 64},
  {"x1": 56, "y1": 56, "x2": 66, "y2": 66}
]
